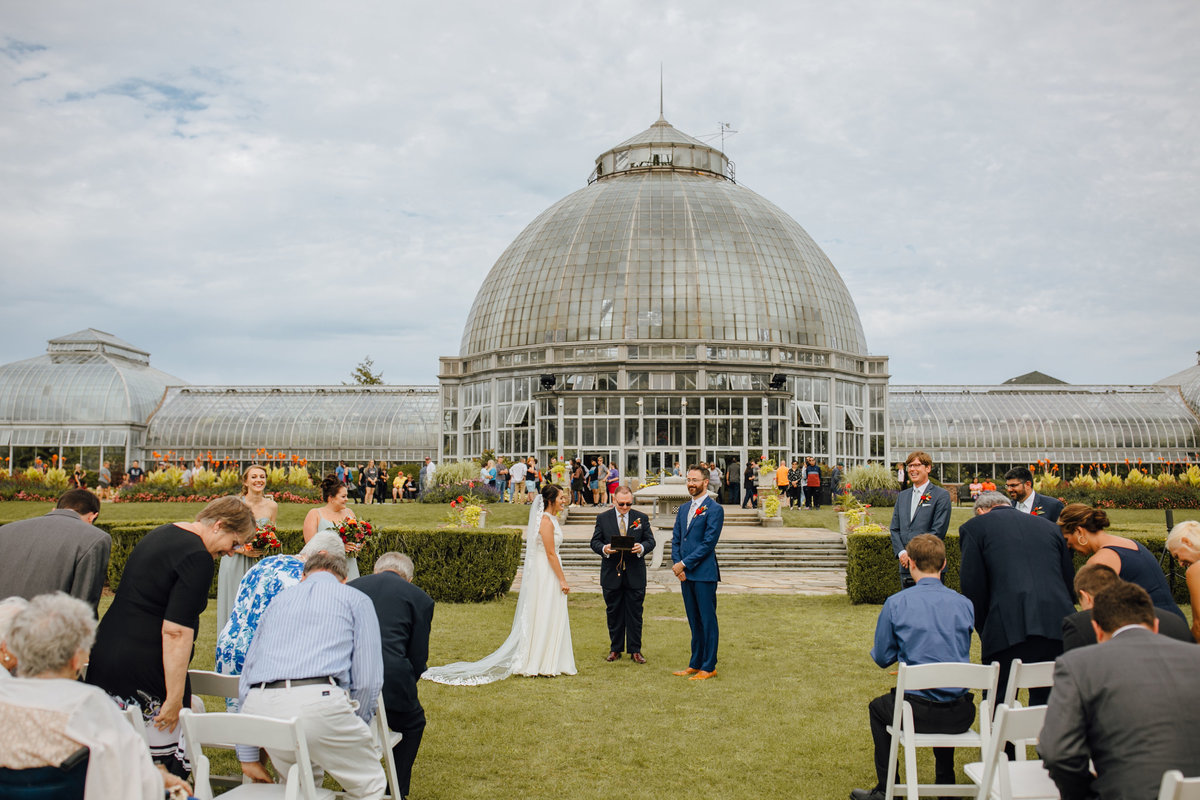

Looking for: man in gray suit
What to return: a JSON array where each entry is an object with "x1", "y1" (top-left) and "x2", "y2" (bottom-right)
[
  {"x1": 1041, "y1": 582, "x2": 1200, "y2": 800},
  {"x1": 0, "y1": 489, "x2": 110, "y2": 613},
  {"x1": 888, "y1": 451, "x2": 952, "y2": 588}
]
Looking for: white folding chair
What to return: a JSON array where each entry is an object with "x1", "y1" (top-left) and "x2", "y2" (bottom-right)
[
  {"x1": 187, "y1": 669, "x2": 245, "y2": 788},
  {"x1": 122, "y1": 703, "x2": 148, "y2": 743},
  {"x1": 1000, "y1": 660, "x2": 1056, "y2": 760},
  {"x1": 372, "y1": 690, "x2": 405, "y2": 800},
  {"x1": 964, "y1": 704, "x2": 1058, "y2": 800},
  {"x1": 885, "y1": 661, "x2": 1001, "y2": 800},
  {"x1": 1159, "y1": 770, "x2": 1200, "y2": 800},
  {"x1": 180, "y1": 709, "x2": 335, "y2": 800}
]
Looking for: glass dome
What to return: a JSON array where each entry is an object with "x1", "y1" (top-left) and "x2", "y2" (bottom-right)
[
  {"x1": 458, "y1": 116, "x2": 868, "y2": 358},
  {"x1": 0, "y1": 329, "x2": 184, "y2": 426}
]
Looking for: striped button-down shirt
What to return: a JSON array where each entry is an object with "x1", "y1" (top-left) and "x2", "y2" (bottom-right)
[{"x1": 239, "y1": 571, "x2": 383, "y2": 722}]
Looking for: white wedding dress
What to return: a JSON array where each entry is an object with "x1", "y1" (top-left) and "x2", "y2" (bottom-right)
[{"x1": 422, "y1": 497, "x2": 576, "y2": 685}]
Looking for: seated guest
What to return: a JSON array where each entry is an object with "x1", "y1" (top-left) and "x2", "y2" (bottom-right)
[
  {"x1": 240, "y1": 552, "x2": 386, "y2": 799},
  {"x1": 351, "y1": 553, "x2": 435, "y2": 800},
  {"x1": 850, "y1": 534, "x2": 976, "y2": 800},
  {"x1": 1058, "y1": 503, "x2": 1185, "y2": 621},
  {"x1": 0, "y1": 593, "x2": 192, "y2": 799},
  {"x1": 1041, "y1": 582, "x2": 1200, "y2": 799},
  {"x1": 0, "y1": 596, "x2": 29, "y2": 677},
  {"x1": 214, "y1": 530, "x2": 345, "y2": 784},
  {"x1": 1166, "y1": 520, "x2": 1200, "y2": 642},
  {"x1": 1062, "y1": 563, "x2": 1194, "y2": 651}
]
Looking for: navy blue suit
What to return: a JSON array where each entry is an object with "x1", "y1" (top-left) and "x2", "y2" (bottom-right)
[
  {"x1": 1013, "y1": 491, "x2": 1064, "y2": 524},
  {"x1": 672, "y1": 497, "x2": 724, "y2": 671}
]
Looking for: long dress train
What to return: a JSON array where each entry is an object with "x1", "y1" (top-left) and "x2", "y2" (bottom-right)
[{"x1": 422, "y1": 498, "x2": 575, "y2": 685}]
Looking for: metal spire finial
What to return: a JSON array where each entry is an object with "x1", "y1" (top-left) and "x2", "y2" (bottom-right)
[{"x1": 659, "y1": 63, "x2": 665, "y2": 120}]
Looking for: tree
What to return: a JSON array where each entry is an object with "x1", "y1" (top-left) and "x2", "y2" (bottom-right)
[{"x1": 346, "y1": 356, "x2": 384, "y2": 385}]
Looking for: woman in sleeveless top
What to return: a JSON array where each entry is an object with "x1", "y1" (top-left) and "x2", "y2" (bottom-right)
[
  {"x1": 1059, "y1": 503, "x2": 1185, "y2": 619},
  {"x1": 216, "y1": 465, "x2": 278, "y2": 629},
  {"x1": 303, "y1": 474, "x2": 362, "y2": 580},
  {"x1": 423, "y1": 483, "x2": 575, "y2": 685}
]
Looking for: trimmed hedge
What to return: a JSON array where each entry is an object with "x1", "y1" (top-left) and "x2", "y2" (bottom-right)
[
  {"x1": 1032, "y1": 483, "x2": 1200, "y2": 510},
  {"x1": 847, "y1": 531, "x2": 1188, "y2": 606},
  {"x1": 96, "y1": 522, "x2": 523, "y2": 603}
]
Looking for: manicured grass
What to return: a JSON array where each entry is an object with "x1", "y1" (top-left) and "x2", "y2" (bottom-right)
[
  {"x1": 106, "y1": 592, "x2": 977, "y2": 799},
  {"x1": 0, "y1": 500, "x2": 534, "y2": 529}
]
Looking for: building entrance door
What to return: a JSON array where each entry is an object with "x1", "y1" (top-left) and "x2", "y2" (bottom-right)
[
  {"x1": 705, "y1": 449, "x2": 744, "y2": 504},
  {"x1": 642, "y1": 449, "x2": 682, "y2": 480}
]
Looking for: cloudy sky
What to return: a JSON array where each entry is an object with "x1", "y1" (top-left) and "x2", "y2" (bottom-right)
[{"x1": 2, "y1": 0, "x2": 1198, "y2": 388}]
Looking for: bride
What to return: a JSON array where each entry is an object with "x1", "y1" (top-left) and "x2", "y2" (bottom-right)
[{"x1": 423, "y1": 483, "x2": 576, "y2": 684}]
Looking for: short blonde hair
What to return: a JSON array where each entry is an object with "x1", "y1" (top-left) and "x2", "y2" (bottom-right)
[{"x1": 1167, "y1": 520, "x2": 1200, "y2": 557}]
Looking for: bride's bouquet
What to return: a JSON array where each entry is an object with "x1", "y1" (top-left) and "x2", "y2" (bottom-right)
[
  {"x1": 247, "y1": 522, "x2": 281, "y2": 553},
  {"x1": 335, "y1": 518, "x2": 375, "y2": 551}
]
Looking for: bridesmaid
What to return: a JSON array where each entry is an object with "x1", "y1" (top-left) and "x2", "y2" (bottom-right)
[
  {"x1": 303, "y1": 474, "x2": 361, "y2": 580},
  {"x1": 216, "y1": 465, "x2": 277, "y2": 635}
]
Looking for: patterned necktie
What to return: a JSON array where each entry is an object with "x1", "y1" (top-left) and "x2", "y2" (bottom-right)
[{"x1": 619, "y1": 515, "x2": 627, "y2": 535}]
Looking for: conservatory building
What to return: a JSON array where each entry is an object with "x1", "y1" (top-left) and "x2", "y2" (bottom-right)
[{"x1": 438, "y1": 114, "x2": 890, "y2": 480}]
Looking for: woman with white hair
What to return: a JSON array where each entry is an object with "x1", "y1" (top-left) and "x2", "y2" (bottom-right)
[
  {"x1": 0, "y1": 593, "x2": 190, "y2": 799},
  {"x1": 0, "y1": 596, "x2": 29, "y2": 678},
  {"x1": 1166, "y1": 519, "x2": 1200, "y2": 642}
]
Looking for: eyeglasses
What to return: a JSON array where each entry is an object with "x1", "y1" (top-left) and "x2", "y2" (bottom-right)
[
  {"x1": 615, "y1": 501, "x2": 633, "y2": 507},
  {"x1": 906, "y1": 463, "x2": 926, "y2": 470}
]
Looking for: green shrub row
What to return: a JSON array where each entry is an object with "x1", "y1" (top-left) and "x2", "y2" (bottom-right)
[
  {"x1": 1032, "y1": 483, "x2": 1200, "y2": 510},
  {"x1": 846, "y1": 532, "x2": 1187, "y2": 605},
  {"x1": 96, "y1": 522, "x2": 523, "y2": 603}
]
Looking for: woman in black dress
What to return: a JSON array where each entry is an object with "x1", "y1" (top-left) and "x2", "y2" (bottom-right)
[{"x1": 86, "y1": 496, "x2": 254, "y2": 775}]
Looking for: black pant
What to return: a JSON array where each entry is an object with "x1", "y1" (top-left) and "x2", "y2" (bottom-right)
[
  {"x1": 805, "y1": 485, "x2": 819, "y2": 509},
  {"x1": 385, "y1": 705, "x2": 426, "y2": 799},
  {"x1": 602, "y1": 584, "x2": 646, "y2": 654},
  {"x1": 868, "y1": 689, "x2": 975, "y2": 791},
  {"x1": 742, "y1": 483, "x2": 757, "y2": 508},
  {"x1": 726, "y1": 483, "x2": 740, "y2": 506}
]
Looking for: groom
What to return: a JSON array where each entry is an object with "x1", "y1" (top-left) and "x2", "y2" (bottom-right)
[
  {"x1": 672, "y1": 465, "x2": 724, "y2": 681},
  {"x1": 591, "y1": 486, "x2": 656, "y2": 663}
]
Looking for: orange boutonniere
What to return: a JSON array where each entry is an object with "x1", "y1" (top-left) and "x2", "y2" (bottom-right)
[
  {"x1": 1031, "y1": 506, "x2": 1044, "y2": 516},
  {"x1": 694, "y1": 504, "x2": 708, "y2": 518},
  {"x1": 630, "y1": 519, "x2": 642, "y2": 531},
  {"x1": 918, "y1": 492, "x2": 932, "y2": 506}
]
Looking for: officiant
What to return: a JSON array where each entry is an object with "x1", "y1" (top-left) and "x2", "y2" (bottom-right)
[{"x1": 591, "y1": 486, "x2": 656, "y2": 664}]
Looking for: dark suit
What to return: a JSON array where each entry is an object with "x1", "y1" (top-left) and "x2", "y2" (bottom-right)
[
  {"x1": 350, "y1": 571, "x2": 435, "y2": 799},
  {"x1": 1040, "y1": 627, "x2": 1200, "y2": 800},
  {"x1": 959, "y1": 505, "x2": 1075, "y2": 706},
  {"x1": 1013, "y1": 491, "x2": 1064, "y2": 524},
  {"x1": 888, "y1": 483, "x2": 952, "y2": 587},
  {"x1": 1061, "y1": 607, "x2": 1195, "y2": 651},
  {"x1": 0, "y1": 509, "x2": 111, "y2": 613},
  {"x1": 672, "y1": 497, "x2": 723, "y2": 672},
  {"x1": 591, "y1": 507, "x2": 655, "y2": 655}
]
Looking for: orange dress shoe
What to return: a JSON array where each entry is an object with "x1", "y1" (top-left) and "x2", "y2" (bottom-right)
[
  {"x1": 672, "y1": 667, "x2": 700, "y2": 676},
  {"x1": 688, "y1": 670, "x2": 717, "y2": 681}
]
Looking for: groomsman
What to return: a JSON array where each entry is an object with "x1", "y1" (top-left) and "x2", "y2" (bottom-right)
[
  {"x1": 672, "y1": 466, "x2": 724, "y2": 680},
  {"x1": 1004, "y1": 467, "x2": 1064, "y2": 523},
  {"x1": 888, "y1": 451, "x2": 951, "y2": 589},
  {"x1": 591, "y1": 487, "x2": 656, "y2": 663}
]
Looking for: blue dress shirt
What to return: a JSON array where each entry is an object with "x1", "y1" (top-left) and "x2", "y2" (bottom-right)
[
  {"x1": 871, "y1": 577, "x2": 975, "y2": 701},
  {"x1": 239, "y1": 571, "x2": 383, "y2": 722}
]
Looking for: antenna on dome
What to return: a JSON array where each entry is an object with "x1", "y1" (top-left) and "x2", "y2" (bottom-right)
[
  {"x1": 719, "y1": 122, "x2": 737, "y2": 151},
  {"x1": 659, "y1": 63, "x2": 665, "y2": 120}
]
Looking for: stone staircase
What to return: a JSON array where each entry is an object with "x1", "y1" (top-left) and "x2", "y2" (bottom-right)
[{"x1": 556, "y1": 536, "x2": 847, "y2": 571}]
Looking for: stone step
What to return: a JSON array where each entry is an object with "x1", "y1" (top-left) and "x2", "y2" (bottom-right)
[{"x1": 555, "y1": 538, "x2": 847, "y2": 570}]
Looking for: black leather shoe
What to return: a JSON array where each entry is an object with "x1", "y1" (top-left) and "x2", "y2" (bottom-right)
[
  {"x1": 849, "y1": 789, "x2": 886, "y2": 800},
  {"x1": 605, "y1": 651, "x2": 620, "y2": 662},
  {"x1": 630, "y1": 652, "x2": 646, "y2": 664}
]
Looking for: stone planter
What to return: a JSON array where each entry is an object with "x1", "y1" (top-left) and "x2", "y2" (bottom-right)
[
  {"x1": 838, "y1": 511, "x2": 850, "y2": 536},
  {"x1": 757, "y1": 507, "x2": 783, "y2": 528},
  {"x1": 477, "y1": 508, "x2": 489, "y2": 528}
]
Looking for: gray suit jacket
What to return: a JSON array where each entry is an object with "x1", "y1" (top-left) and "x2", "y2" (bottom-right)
[
  {"x1": 888, "y1": 483, "x2": 952, "y2": 578},
  {"x1": 1040, "y1": 627, "x2": 1200, "y2": 800},
  {"x1": 0, "y1": 509, "x2": 111, "y2": 612}
]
